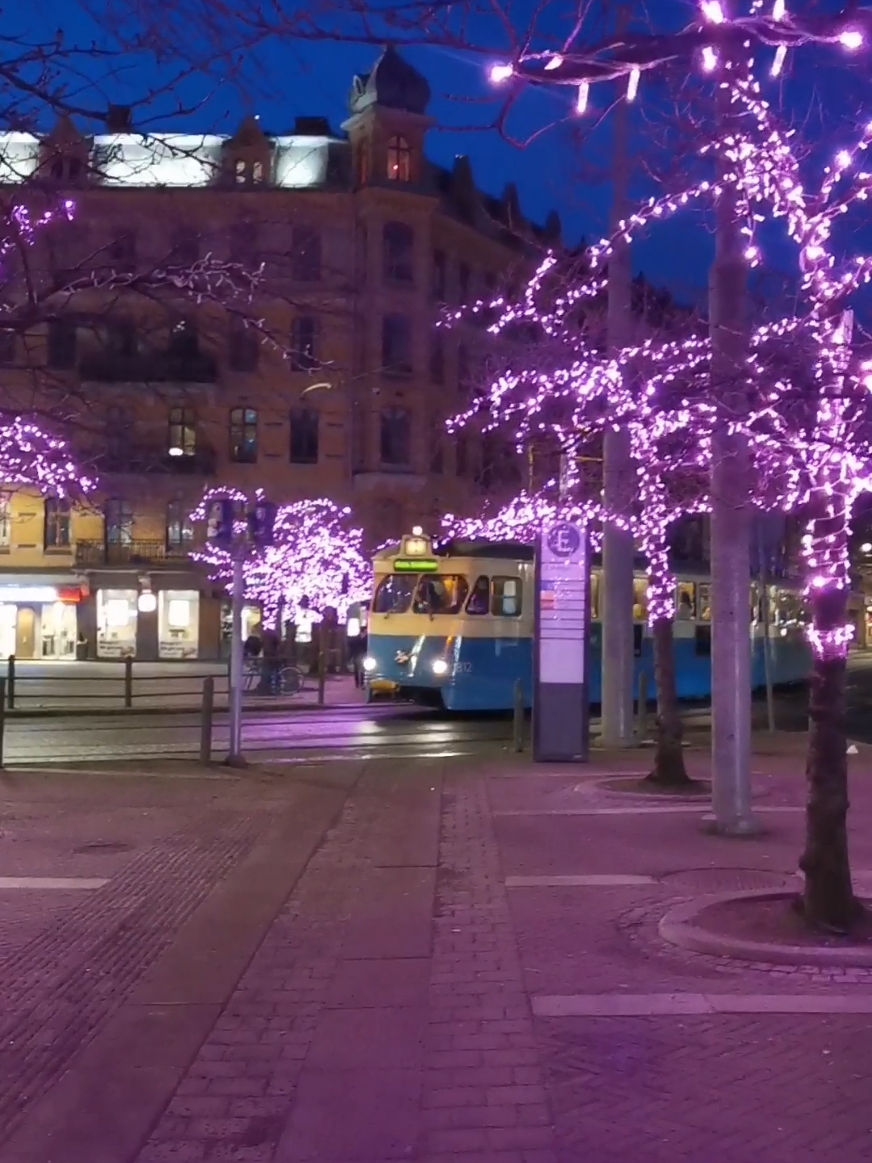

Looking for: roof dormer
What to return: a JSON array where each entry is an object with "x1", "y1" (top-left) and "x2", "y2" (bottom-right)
[
  {"x1": 222, "y1": 115, "x2": 272, "y2": 187},
  {"x1": 41, "y1": 115, "x2": 89, "y2": 185}
]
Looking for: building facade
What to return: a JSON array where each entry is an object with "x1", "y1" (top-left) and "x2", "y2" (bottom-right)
[{"x1": 0, "y1": 46, "x2": 553, "y2": 660}]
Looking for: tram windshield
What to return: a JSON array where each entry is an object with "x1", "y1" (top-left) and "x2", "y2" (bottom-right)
[
  {"x1": 373, "y1": 574, "x2": 417, "y2": 614},
  {"x1": 413, "y1": 575, "x2": 469, "y2": 615}
]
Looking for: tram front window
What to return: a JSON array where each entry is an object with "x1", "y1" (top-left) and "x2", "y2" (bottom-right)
[
  {"x1": 373, "y1": 574, "x2": 417, "y2": 614},
  {"x1": 413, "y1": 575, "x2": 469, "y2": 615}
]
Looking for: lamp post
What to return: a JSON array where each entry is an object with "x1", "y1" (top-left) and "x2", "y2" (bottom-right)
[{"x1": 209, "y1": 495, "x2": 277, "y2": 767}]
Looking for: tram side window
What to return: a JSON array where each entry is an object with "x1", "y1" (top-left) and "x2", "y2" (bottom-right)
[
  {"x1": 492, "y1": 576, "x2": 522, "y2": 617},
  {"x1": 698, "y1": 583, "x2": 712, "y2": 622},
  {"x1": 413, "y1": 574, "x2": 469, "y2": 615},
  {"x1": 467, "y1": 576, "x2": 490, "y2": 615},
  {"x1": 676, "y1": 582, "x2": 696, "y2": 620},
  {"x1": 373, "y1": 574, "x2": 417, "y2": 614},
  {"x1": 632, "y1": 578, "x2": 648, "y2": 622}
]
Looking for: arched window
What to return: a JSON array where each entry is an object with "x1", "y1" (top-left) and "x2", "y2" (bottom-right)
[
  {"x1": 229, "y1": 407, "x2": 258, "y2": 463},
  {"x1": 386, "y1": 135, "x2": 411, "y2": 182},
  {"x1": 380, "y1": 406, "x2": 411, "y2": 467}
]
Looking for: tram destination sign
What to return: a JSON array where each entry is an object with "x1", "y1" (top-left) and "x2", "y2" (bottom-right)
[{"x1": 533, "y1": 519, "x2": 590, "y2": 763}]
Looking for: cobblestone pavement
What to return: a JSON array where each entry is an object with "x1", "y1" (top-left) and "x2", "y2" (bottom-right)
[{"x1": 5, "y1": 743, "x2": 872, "y2": 1162}]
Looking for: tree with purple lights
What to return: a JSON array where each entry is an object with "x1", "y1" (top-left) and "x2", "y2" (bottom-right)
[
  {"x1": 191, "y1": 488, "x2": 371, "y2": 624},
  {"x1": 449, "y1": 45, "x2": 872, "y2": 929}
]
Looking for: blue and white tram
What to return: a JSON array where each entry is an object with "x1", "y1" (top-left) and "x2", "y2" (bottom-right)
[{"x1": 363, "y1": 531, "x2": 812, "y2": 712}]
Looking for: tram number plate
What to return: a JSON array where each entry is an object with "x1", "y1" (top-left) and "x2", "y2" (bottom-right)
[{"x1": 456, "y1": 662, "x2": 473, "y2": 673}]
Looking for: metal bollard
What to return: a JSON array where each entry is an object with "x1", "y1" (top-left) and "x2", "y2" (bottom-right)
[
  {"x1": 317, "y1": 642, "x2": 326, "y2": 706},
  {"x1": 636, "y1": 670, "x2": 649, "y2": 743},
  {"x1": 6, "y1": 655, "x2": 13, "y2": 710},
  {"x1": 513, "y1": 679, "x2": 525, "y2": 752},
  {"x1": 200, "y1": 676, "x2": 214, "y2": 763},
  {"x1": 0, "y1": 677, "x2": 6, "y2": 767},
  {"x1": 124, "y1": 655, "x2": 133, "y2": 708}
]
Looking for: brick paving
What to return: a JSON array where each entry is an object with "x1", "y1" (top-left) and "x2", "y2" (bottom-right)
[{"x1": 6, "y1": 744, "x2": 872, "y2": 1160}]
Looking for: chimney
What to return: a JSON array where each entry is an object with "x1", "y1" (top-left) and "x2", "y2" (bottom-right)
[
  {"x1": 294, "y1": 116, "x2": 331, "y2": 137},
  {"x1": 106, "y1": 105, "x2": 132, "y2": 133}
]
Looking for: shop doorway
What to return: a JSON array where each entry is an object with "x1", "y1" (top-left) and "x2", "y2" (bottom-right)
[{"x1": 15, "y1": 607, "x2": 36, "y2": 658}]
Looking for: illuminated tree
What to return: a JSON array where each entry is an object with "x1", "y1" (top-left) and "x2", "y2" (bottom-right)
[{"x1": 191, "y1": 488, "x2": 371, "y2": 623}]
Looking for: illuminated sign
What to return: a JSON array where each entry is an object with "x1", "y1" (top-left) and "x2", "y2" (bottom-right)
[
  {"x1": 401, "y1": 534, "x2": 432, "y2": 557},
  {"x1": 394, "y1": 559, "x2": 438, "y2": 573}
]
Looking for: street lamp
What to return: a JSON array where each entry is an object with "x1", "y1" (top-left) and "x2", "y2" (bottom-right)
[{"x1": 208, "y1": 495, "x2": 277, "y2": 766}]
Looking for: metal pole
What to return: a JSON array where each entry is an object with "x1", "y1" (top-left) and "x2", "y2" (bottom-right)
[
  {"x1": 513, "y1": 677, "x2": 525, "y2": 752},
  {"x1": 7, "y1": 654, "x2": 14, "y2": 710},
  {"x1": 0, "y1": 678, "x2": 6, "y2": 768},
  {"x1": 317, "y1": 627, "x2": 326, "y2": 706},
  {"x1": 601, "y1": 86, "x2": 636, "y2": 748},
  {"x1": 707, "y1": 67, "x2": 757, "y2": 833},
  {"x1": 758, "y1": 535, "x2": 776, "y2": 734},
  {"x1": 226, "y1": 553, "x2": 246, "y2": 767},
  {"x1": 200, "y1": 676, "x2": 215, "y2": 763},
  {"x1": 124, "y1": 655, "x2": 133, "y2": 709},
  {"x1": 636, "y1": 669, "x2": 649, "y2": 744}
]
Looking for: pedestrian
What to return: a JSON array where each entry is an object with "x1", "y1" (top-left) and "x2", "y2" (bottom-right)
[
  {"x1": 350, "y1": 629, "x2": 368, "y2": 688},
  {"x1": 258, "y1": 629, "x2": 281, "y2": 695}
]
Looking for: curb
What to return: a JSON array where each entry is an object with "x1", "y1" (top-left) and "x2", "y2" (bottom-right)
[
  {"x1": 658, "y1": 888, "x2": 872, "y2": 967},
  {"x1": 2, "y1": 697, "x2": 365, "y2": 719}
]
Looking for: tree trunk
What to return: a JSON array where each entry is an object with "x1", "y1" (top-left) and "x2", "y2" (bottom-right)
[
  {"x1": 799, "y1": 585, "x2": 861, "y2": 932},
  {"x1": 647, "y1": 615, "x2": 691, "y2": 786}
]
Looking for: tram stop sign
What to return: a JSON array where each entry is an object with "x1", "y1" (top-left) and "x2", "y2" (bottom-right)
[{"x1": 533, "y1": 518, "x2": 591, "y2": 763}]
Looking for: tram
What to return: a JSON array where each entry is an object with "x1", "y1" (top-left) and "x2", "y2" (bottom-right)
[{"x1": 363, "y1": 529, "x2": 812, "y2": 712}]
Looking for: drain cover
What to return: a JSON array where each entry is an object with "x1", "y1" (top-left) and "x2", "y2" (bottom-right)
[
  {"x1": 73, "y1": 842, "x2": 131, "y2": 855},
  {"x1": 661, "y1": 867, "x2": 793, "y2": 893}
]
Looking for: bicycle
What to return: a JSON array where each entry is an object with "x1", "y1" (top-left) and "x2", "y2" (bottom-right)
[{"x1": 242, "y1": 658, "x2": 305, "y2": 697}]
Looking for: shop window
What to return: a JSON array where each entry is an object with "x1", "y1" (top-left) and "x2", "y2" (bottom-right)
[
  {"x1": 380, "y1": 406, "x2": 411, "y2": 467},
  {"x1": 97, "y1": 588, "x2": 137, "y2": 658},
  {"x1": 492, "y1": 576, "x2": 522, "y2": 617},
  {"x1": 466, "y1": 575, "x2": 490, "y2": 616},
  {"x1": 228, "y1": 320, "x2": 259, "y2": 372},
  {"x1": 289, "y1": 406, "x2": 319, "y2": 464},
  {"x1": 383, "y1": 222, "x2": 414, "y2": 283},
  {"x1": 104, "y1": 498, "x2": 133, "y2": 545},
  {"x1": 386, "y1": 135, "x2": 411, "y2": 182},
  {"x1": 40, "y1": 600, "x2": 77, "y2": 658},
  {"x1": 229, "y1": 407, "x2": 258, "y2": 463},
  {"x1": 382, "y1": 314, "x2": 412, "y2": 378},
  {"x1": 290, "y1": 316, "x2": 318, "y2": 371},
  {"x1": 159, "y1": 589, "x2": 200, "y2": 659},
  {"x1": 44, "y1": 497, "x2": 70, "y2": 549},
  {"x1": 168, "y1": 407, "x2": 197, "y2": 457},
  {"x1": 291, "y1": 225, "x2": 322, "y2": 282},
  {"x1": 166, "y1": 500, "x2": 194, "y2": 551}
]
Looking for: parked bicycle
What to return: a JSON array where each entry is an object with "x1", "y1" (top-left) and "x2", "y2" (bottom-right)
[{"x1": 242, "y1": 658, "x2": 305, "y2": 696}]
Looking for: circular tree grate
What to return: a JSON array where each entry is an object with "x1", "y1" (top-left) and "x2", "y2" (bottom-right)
[{"x1": 661, "y1": 867, "x2": 794, "y2": 893}]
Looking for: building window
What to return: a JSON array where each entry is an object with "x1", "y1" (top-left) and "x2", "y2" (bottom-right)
[
  {"x1": 166, "y1": 500, "x2": 194, "y2": 550},
  {"x1": 229, "y1": 407, "x2": 258, "y2": 463},
  {"x1": 109, "y1": 231, "x2": 136, "y2": 272},
  {"x1": 0, "y1": 493, "x2": 10, "y2": 548},
  {"x1": 458, "y1": 262, "x2": 471, "y2": 302},
  {"x1": 382, "y1": 314, "x2": 412, "y2": 378},
  {"x1": 380, "y1": 406, "x2": 411, "y2": 467},
  {"x1": 47, "y1": 319, "x2": 77, "y2": 369},
  {"x1": 171, "y1": 226, "x2": 200, "y2": 266},
  {"x1": 429, "y1": 334, "x2": 445, "y2": 384},
  {"x1": 105, "y1": 498, "x2": 133, "y2": 545},
  {"x1": 457, "y1": 341, "x2": 470, "y2": 389},
  {"x1": 383, "y1": 222, "x2": 414, "y2": 283},
  {"x1": 107, "y1": 319, "x2": 137, "y2": 358},
  {"x1": 168, "y1": 407, "x2": 197, "y2": 457},
  {"x1": 431, "y1": 250, "x2": 446, "y2": 301},
  {"x1": 291, "y1": 225, "x2": 322, "y2": 282},
  {"x1": 159, "y1": 589, "x2": 200, "y2": 659},
  {"x1": 289, "y1": 406, "x2": 319, "y2": 464},
  {"x1": 430, "y1": 414, "x2": 444, "y2": 474},
  {"x1": 49, "y1": 154, "x2": 82, "y2": 183},
  {"x1": 168, "y1": 319, "x2": 199, "y2": 359},
  {"x1": 234, "y1": 157, "x2": 266, "y2": 186},
  {"x1": 290, "y1": 316, "x2": 319, "y2": 371},
  {"x1": 230, "y1": 218, "x2": 258, "y2": 263},
  {"x1": 456, "y1": 433, "x2": 468, "y2": 478},
  {"x1": 228, "y1": 320, "x2": 259, "y2": 372},
  {"x1": 44, "y1": 498, "x2": 71, "y2": 548},
  {"x1": 0, "y1": 330, "x2": 14, "y2": 365},
  {"x1": 387, "y1": 136, "x2": 411, "y2": 182}
]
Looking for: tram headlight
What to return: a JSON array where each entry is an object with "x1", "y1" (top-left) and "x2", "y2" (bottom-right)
[
  {"x1": 432, "y1": 658, "x2": 449, "y2": 676},
  {"x1": 363, "y1": 656, "x2": 377, "y2": 673}
]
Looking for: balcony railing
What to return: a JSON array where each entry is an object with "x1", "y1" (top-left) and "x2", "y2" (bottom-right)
[
  {"x1": 97, "y1": 444, "x2": 217, "y2": 476},
  {"x1": 75, "y1": 540, "x2": 198, "y2": 568},
  {"x1": 79, "y1": 352, "x2": 218, "y2": 384}
]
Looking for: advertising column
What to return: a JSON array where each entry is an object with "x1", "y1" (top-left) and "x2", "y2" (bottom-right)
[{"x1": 533, "y1": 519, "x2": 590, "y2": 763}]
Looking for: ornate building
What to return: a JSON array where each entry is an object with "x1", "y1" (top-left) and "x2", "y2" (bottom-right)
[{"x1": 0, "y1": 46, "x2": 556, "y2": 660}]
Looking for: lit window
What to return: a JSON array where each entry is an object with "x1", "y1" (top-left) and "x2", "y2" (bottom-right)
[
  {"x1": 168, "y1": 407, "x2": 197, "y2": 457},
  {"x1": 44, "y1": 498, "x2": 71, "y2": 548},
  {"x1": 387, "y1": 135, "x2": 411, "y2": 182},
  {"x1": 229, "y1": 407, "x2": 258, "y2": 463}
]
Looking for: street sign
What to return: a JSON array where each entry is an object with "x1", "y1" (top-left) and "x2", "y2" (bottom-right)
[{"x1": 533, "y1": 518, "x2": 590, "y2": 763}]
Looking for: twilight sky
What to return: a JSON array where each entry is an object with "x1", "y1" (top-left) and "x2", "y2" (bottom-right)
[{"x1": 25, "y1": 0, "x2": 872, "y2": 306}]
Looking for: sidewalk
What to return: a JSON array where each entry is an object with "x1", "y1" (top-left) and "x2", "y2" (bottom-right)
[{"x1": 1, "y1": 740, "x2": 871, "y2": 1162}]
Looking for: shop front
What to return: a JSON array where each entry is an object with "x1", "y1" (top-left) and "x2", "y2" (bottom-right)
[
  {"x1": 94, "y1": 585, "x2": 203, "y2": 660},
  {"x1": 0, "y1": 582, "x2": 84, "y2": 660}
]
